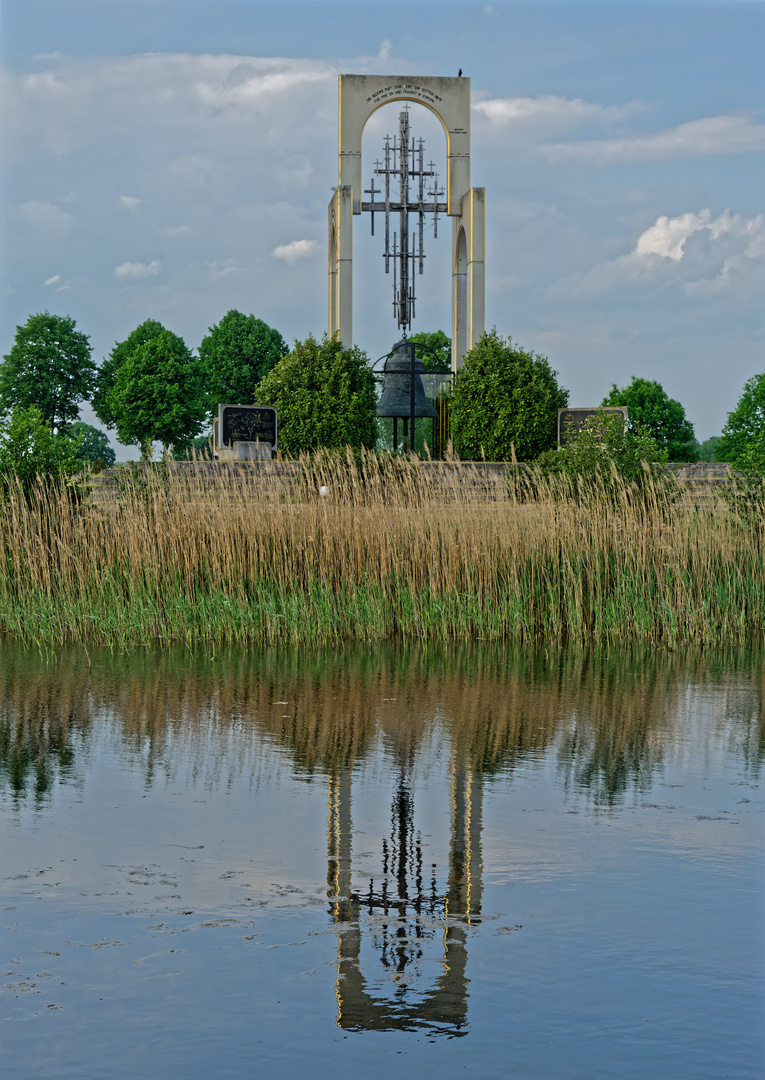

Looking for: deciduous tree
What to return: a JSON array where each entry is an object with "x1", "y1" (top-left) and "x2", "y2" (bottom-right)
[
  {"x1": 601, "y1": 377, "x2": 698, "y2": 462},
  {"x1": 0, "y1": 312, "x2": 96, "y2": 432},
  {"x1": 408, "y1": 330, "x2": 451, "y2": 373},
  {"x1": 719, "y1": 372, "x2": 765, "y2": 472},
  {"x1": 0, "y1": 405, "x2": 81, "y2": 494},
  {"x1": 108, "y1": 328, "x2": 205, "y2": 457},
  {"x1": 92, "y1": 319, "x2": 166, "y2": 430},
  {"x1": 67, "y1": 422, "x2": 116, "y2": 467},
  {"x1": 199, "y1": 310, "x2": 287, "y2": 418}
]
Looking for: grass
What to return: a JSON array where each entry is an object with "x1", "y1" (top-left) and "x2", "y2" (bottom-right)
[{"x1": 0, "y1": 450, "x2": 762, "y2": 647}]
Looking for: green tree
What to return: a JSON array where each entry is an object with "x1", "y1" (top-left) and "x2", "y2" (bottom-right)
[
  {"x1": 0, "y1": 312, "x2": 96, "y2": 432},
  {"x1": 601, "y1": 377, "x2": 698, "y2": 462},
  {"x1": 109, "y1": 329, "x2": 205, "y2": 457},
  {"x1": 719, "y1": 372, "x2": 765, "y2": 473},
  {"x1": 0, "y1": 405, "x2": 81, "y2": 494},
  {"x1": 67, "y1": 421, "x2": 116, "y2": 467},
  {"x1": 408, "y1": 330, "x2": 451, "y2": 373},
  {"x1": 696, "y1": 436, "x2": 722, "y2": 462},
  {"x1": 450, "y1": 330, "x2": 568, "y2": 461},
  {"x1": 199, "y1": 310, "x2": 287, "y2": 419},
  {"x1": 256, "y1": 335, "x2": 377, "y2": 456},
  {"x1": 92, "y1": 319, "x2": 166, "y2": 430}
]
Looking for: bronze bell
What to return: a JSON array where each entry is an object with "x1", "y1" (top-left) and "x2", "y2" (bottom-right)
[{"x1": 375, "y1": 340, "x2": 438, "y2": 418}]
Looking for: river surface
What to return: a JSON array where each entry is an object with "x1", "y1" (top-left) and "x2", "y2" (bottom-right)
[{"x1": 1, "y1": 643, "x2": 762, "y2": 1079}]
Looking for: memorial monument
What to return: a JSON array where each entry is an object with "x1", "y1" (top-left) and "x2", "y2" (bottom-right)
[{"x1": 329, "y1": 75, "x2": 485, "y2": 371}]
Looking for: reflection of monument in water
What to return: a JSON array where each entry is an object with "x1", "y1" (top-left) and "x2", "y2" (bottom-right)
[{"x1": 327, "y1": 749, "x2": 482, "y2": 1035}]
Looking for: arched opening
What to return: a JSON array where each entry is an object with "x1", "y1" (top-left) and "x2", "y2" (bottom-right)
[
  {"x1": 329, "y1": 220, "x2": 338, "y2": 339},
  {"x1": 454, "y1": 226, "x2": 468, "y2": 365}
]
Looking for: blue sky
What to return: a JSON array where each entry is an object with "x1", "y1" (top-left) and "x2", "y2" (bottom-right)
[{"x1": 2, "y1": 0, "x2": 763, "y2": 455}]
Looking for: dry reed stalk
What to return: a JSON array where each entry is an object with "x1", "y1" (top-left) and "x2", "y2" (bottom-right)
[{"x1": 0, "y1": 453, "x2": 761, "y2": 646}]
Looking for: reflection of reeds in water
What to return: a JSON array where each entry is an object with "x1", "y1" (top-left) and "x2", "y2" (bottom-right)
[
  {"x1": 1, "y1": 642, "x2": 761, "y2": 806},
  {"x1": 0, "y1": 453, "x2": 762, "y2": 645}
]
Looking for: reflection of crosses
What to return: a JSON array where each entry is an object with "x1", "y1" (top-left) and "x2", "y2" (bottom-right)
[{"x1": 326, "y1": 753, "x2": 483, "y2": 1035}]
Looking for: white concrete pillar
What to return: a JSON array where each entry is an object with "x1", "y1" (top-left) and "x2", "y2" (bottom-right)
[
  {"x1": 451, "y1": 188, "x2": 485, "y2": 370},
  {"x1": 328, "y1": 185, "x2": 353, "y2": 347}
]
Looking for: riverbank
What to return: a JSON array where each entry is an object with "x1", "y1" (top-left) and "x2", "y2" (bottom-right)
[{"x1": 0, "y1": 454, "x2": 761, "y2": 646}]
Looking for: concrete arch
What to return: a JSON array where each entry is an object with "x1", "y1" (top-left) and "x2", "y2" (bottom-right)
[
  {"x1": 330, "y1": 74, "x2": 484, "y2": 369},
  {"x1": 338, "y1": 75, "x2": 470, "y2": 217}
]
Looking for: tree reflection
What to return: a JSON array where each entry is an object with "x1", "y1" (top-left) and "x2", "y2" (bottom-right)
[{"x1": 1, "y1": 642, "x2": 761, "y2": 805}]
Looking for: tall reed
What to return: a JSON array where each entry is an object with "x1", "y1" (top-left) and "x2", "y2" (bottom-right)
[{"x1": 0, "y1": 452, "x2": 761, "y2": 646}]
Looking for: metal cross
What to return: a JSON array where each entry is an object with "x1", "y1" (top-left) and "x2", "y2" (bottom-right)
[{"x1": 361, "y1": 107, "x2": 447, "y2": 332}]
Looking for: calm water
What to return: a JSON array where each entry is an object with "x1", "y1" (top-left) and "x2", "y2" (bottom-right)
[{"x1": 1, "y1": 643, "x2": 762, "y2": 1079}]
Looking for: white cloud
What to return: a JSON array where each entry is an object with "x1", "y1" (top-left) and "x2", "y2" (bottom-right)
[
  {"x1": 635, "y1": 211, "x2": 713, "y2": 261},
  {"x1": 208, "y1": 258, "x2": 239, "y2": 278},
  {"x1": 119, "y1": 195, "x2": 142, "y2": 211},
  {"x1": 0, "y1": 54, "x2": 337, "y2": 164},
  {"x1": 541, "y1": 115, "x2": 765, "y2": 165},
  {"x1": 17, "y1": 199, "x2": 73, "y2": 235},
  {"x1": 156, "y1": 224, "x2": 191, "y2": 238},
  {"x1": 272, "y1": 239, "x2": 318, "y2": 264},
  {"x1": 552, "y1": 209, "x2": 765, "y2": 298},
  {"x1": 44, "y1": 274, "x2": 61, "y2": 285},
  {"x1": 114, "y1": 259, "x2": 161, "y2": 280},
  {"x1": 473, "y1": 94, "x2": 638, "y2": 132}
]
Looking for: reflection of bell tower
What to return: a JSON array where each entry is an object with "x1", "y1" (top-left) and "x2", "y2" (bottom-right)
[{"x1": 326, "y1": 750, "x2": 483, "y2": 1035}]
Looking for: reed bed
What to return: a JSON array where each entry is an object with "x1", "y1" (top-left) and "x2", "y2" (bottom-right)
[{"x1": 0, "y1": 451, "x2": 761, "y2": 647}]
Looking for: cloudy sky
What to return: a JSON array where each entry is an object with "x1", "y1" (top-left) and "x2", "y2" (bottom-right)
[{"x1": 2, "y1": 0, "x2": 763, "y2": 456}]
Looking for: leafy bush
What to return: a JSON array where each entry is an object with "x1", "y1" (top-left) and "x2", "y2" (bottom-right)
[
  {"x1": 450, "y1": 330, "x2": 568, "y2": 461},
  {"x1": 0, "y1": 406, "x2": 81, "y2": 495},
  {"x1": 534, "y1": 411, "x2": 669, "y2": 500},
  {"x1": 601, "y1": 377, "x2": 698, "y2": 461},
  {"x1": 256, "y1": 335, "x2": 377, "y2": 456}
]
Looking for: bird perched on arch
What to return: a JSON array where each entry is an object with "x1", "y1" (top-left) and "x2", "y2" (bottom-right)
[{"x1": 458, "y1": 68, "x2": 463, "y2": 77}]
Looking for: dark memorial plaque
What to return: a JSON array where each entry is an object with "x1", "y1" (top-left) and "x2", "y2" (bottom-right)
[
  {"x1": 558, "y1": 406, "x2": 628, "y2": 447},
  {"x1": 218, "y1": 405, "x2": 277, "y2": 450}
]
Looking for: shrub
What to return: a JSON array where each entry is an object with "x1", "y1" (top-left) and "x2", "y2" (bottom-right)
[
  {"x1": 450, "y1": 330, "x2": 568, "y2": 461},
  {"x1": 256, "y1": 335, "x2": 377, "y2": 456},
  {"x1": 0, "y1": 406, "x2": 81, "y2": 495},
  {"x1": 534, "y1": 411, "x2": 669, "y2": 500}
]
